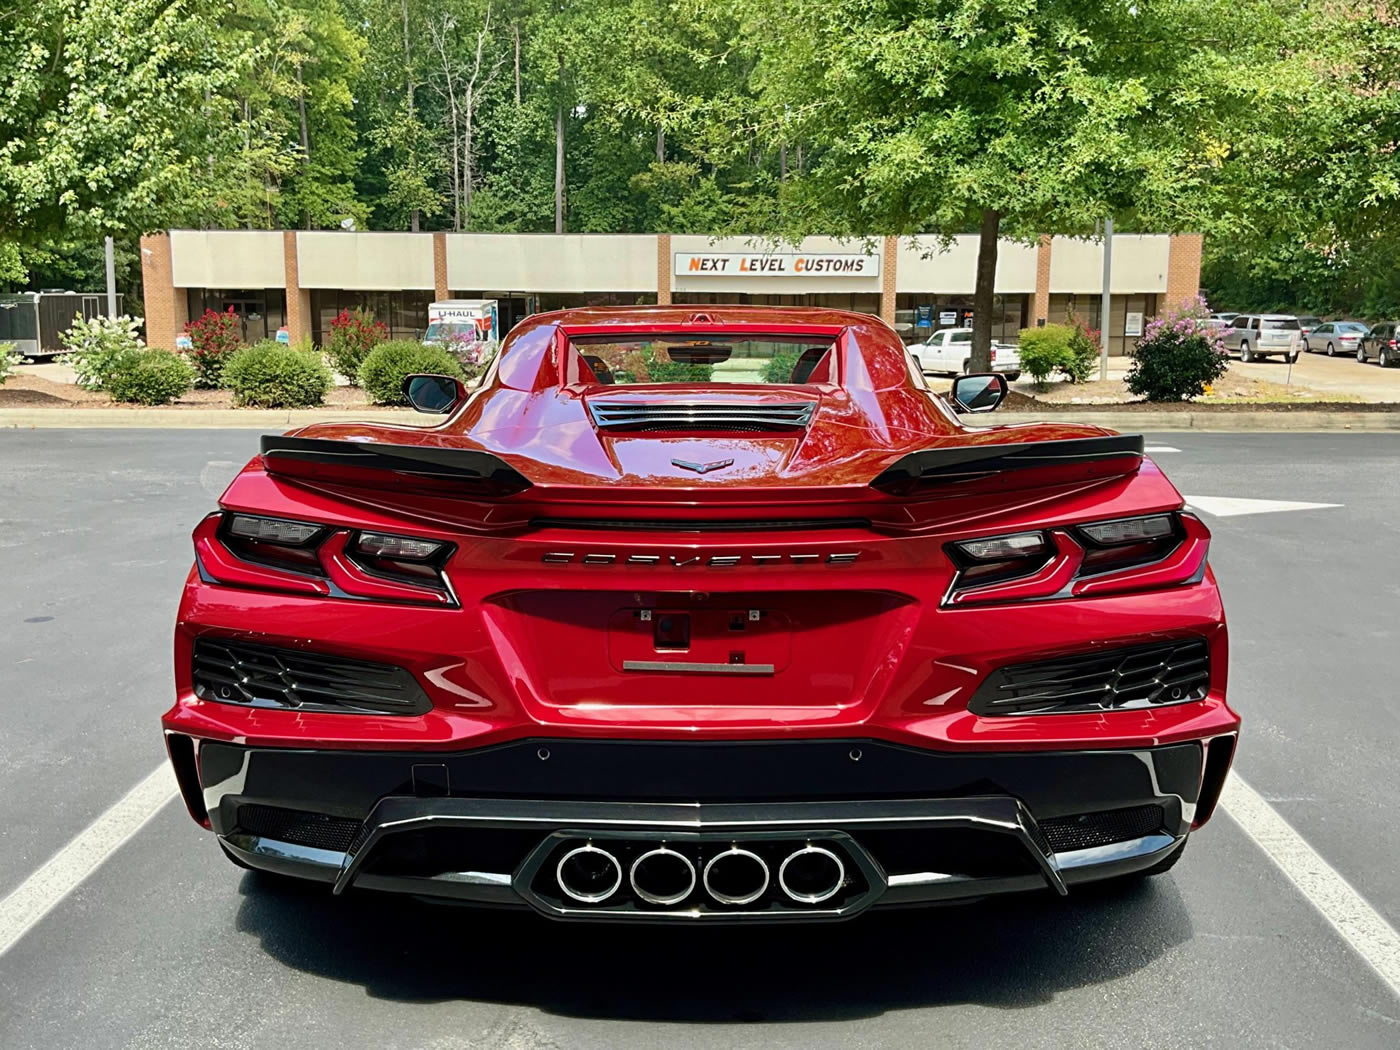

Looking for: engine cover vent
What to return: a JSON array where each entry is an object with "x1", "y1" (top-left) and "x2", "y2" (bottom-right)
[{"x1": 588, "y1": 400, "x2": 816, "y2": 432}]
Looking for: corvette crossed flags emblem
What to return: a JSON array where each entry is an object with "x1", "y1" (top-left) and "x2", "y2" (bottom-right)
[{"x1": 671, "y1": 457, "x2": 734, "y2": 474}]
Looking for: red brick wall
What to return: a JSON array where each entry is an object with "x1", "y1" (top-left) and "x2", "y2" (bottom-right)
[
  {"x1": 880, "y1": 236, "x2": 898, "y2": 325},
  {"x1": 139, "y1": 233, "x2": 185, "y2": 350},
  {"x1": 656, "y1": 233, "x2": 672, "y2": 304},
  {"x1": 1166, "y1": 233, "x2": 1204, "y2": 309},
  {"x1": 283, "y1": 232, "x2": 312, "y2": 344},
  {"x1": 433, "y1": 233, "x2": 450, "y2": 302},
  {"x1": 1034, "y1": 235, "x2": 1052, "y2": 324}
]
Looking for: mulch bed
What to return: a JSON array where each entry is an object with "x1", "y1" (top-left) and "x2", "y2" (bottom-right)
[
  {"x1": 1006, "y1": 396, "x2": 1400, "y2": 413},
  {"x1": 0, "y1": 373, "x2": 386, "y2": 410}
]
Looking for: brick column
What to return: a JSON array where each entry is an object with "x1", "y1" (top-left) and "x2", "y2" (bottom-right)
[
  {"x1": 139, "y1": 232, "x2": 185, "y2": 350},
  {"x1": 283, "y1": 231, "x2": 312, "y2": 345},
  {"x1": 433, "y1": 232, "x2": 450, "y2": 301},
  {"x1": 880, "y1": 236, "x2": 898, "y2": 325},
  {"x1": 1033, "y1": 235, "x2": 1052, "y2": 324},
  {"x1": 656, "y1": 233, "x2": 672, "y2": 305},
  {"x1": 1165, "y1": 233, "x2": 1204, "y2": 309}
]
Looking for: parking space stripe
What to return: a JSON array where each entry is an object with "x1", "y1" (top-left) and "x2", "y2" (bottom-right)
[
  {"x1": 0, "y1": 763, "x2": 176, "y2": 959},
  {"x1": 1144, "y1": 445, "x2": 1181, "y2": 453},
  {"x1": 1221, "y1": 772, "x2": 1400, "y2": 999}
]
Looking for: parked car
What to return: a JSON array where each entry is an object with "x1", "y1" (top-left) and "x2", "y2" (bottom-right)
[
  {"x1": 907, "y1": 327, "x2": 1022, "y2": 380},
  {"x1": 1219, "y1": 314, "x2": 1301, "y2": 362},
  {"x1": 163, "y1": 304, "x2": 1237, "y2": 920},
  {"x1": 1295, "y1": 316, "x2": 1324, "y2": 338},
  {"x1": 1303, "y1": 321, "x2": 1368, "y2": 357},
  {"x1": 1357, "y1": 322, "x2": 1398, "y2": 366}
]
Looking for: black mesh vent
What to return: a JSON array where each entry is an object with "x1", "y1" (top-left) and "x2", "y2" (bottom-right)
[
  {"x1": 588, "y1": 400, "x2": 815, "y2": 432},
  {"x1": 1040, "y1": 804, "x2": 1166, "y2": 853},
  {"x1": 192, "y1": 638, "x2": 430, "y2": 715},
  {"x1": 236, "y1": 804, "x2": 361, "y2": 853},
  {"x1": 969, "y1": 638, "x2": 1210, "y2": 716}
]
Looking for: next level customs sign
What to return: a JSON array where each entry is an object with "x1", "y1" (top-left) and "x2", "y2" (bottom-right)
[{"x1": 675, "y1": 251, "x2": 880, "y2": 277}]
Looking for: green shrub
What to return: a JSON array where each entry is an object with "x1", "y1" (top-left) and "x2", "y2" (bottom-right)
[
  {"x1": 358, "y1": 340, "x2": 465, "y2": 405},
  {"x1": 184, "y1": 307, "x2": 243, "y2": 387},
  {"x1": 59, "y1": 314, "x2": 145, "y2": 390},
  {"x1": 105, "y1": 349, "x2": 195, "y2": 405},
  {"x1": 225, "y1": 340, "x2": 333, "y2": 408},
  {"x1": 760, "y1": 349, "x2": 801, "y2": 383},
  {"x1": 640, "y1": 345, "x2": 714, "y2": 382},
  {"x1": 1125, "y1": 306, "x2": 1228, "y2": 402},
  {"x1": 1064, "y1": 319, "x2": 1101, "y2": 384},
  {"x1": 0, "y1": 341, "x2": 20, "y2": 385},
  {"x1": 325, "y1": 308, "x2": 388, "y2": 384},
  {"x1": 1016, "y1": 324, "x2": 1075, "y2": 388}
]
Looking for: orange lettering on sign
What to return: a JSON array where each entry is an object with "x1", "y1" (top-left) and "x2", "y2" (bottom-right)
[{"x1": 688, "y1": 257, "x2": 701, "y2": 271}]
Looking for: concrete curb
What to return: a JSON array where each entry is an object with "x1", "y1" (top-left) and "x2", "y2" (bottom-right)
[
  {"x1": 2, "y1": 406, "x2": 1399, "y2": 432},
  {"x1": 0, "y1": 407, "x2": 420, "y2": 429},
  {"x1": 992, "y1": 410, "x2": 1400, "y2": 431}
]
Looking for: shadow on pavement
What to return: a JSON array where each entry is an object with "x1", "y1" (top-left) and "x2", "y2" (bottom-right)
[{"x1": 234, "y1": 873, "x2": 1192, "y2": 1021}]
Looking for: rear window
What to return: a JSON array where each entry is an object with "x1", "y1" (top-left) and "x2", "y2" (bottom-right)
[
  {"x1": 949, "y1": 331, "x2": 972, "y2": 343},
  {"x1": 573, "y1": 334, "x2": 837, "y2": 386},
  {"x1": 1261, "y1": 318, "x2": 1300, "y2": 330},
  {"x1": 1337, "y1": 323, "x2": 1368, "y2": 333}
]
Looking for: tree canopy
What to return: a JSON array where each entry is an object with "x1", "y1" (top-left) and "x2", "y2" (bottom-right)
[{"x1": 2, "y1": 0, "x2": 1397, "y2": 325}]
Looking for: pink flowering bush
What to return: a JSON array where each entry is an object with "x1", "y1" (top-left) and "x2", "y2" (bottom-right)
[
  {"x1": 185, "y1": 308, "x2": 243, "y2": 388},
  {"x1": 1125, "y1": 295, "x2": 1228, "y2": 402},
  {"x1": 325, "y1": 308, "x2": 388, "y2": 384}
]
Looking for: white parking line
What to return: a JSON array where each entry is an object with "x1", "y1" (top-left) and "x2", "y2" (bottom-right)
[
  {"x1": 1221, "y1": 771, "x2": 1400, "y2": 999},
  {"x1": 1145, "y1": 445, "x2": 1181, "y2": 453},
  {"x1": 0, "y1": 763, "x2": 176, "y2": 959}
]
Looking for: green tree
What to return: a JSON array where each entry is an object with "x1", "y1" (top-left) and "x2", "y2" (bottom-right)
[{"x1": 731, "y1": 0, "x2": 1319, "y2": 369}]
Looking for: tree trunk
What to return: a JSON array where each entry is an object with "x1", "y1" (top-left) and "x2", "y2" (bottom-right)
[
  {"x1": 513, "y1": 24, "x2": 521, "y2": 104},
  {"x1": 656, "y1": 126, "x2": 664, "y2": 164},
  {"x1": 464, "y1": 90, "x2": 474, "y2": 230},
  {"x1": 970, "y1": 208, "x2": 1000, "y2": 373},
  {"x1": 403, "y1": 0, "x2": 419, "y2": 232},
  {"x1": 555, "y1": 57, "x2": 566, "y2": 234},
  {"x1": 780, "y1": 142, "x2": 787, "y2": 181}
]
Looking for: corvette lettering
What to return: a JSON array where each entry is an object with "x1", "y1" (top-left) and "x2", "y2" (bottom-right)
[{"x1": 541, "y1": 552, "x2": 860, "y2": 566}]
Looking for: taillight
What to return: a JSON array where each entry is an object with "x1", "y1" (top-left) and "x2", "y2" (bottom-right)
[
  {"x1": 195, "y1": 512, "x2": 455, "y2": 605},
  {"x1": 945, "y1": 512, "x2": 1209, "y2": 605},
  {"x1": 1390, "y1": 339, "x2": 1397, "y2": 349}
]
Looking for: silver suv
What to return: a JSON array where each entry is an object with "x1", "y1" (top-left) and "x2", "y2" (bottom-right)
[{"x1": 1219, "y1": 314, "x2": 1302, "y2": 363}]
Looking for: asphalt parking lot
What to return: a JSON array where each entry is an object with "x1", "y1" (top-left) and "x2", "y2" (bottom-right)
[{"x1": 2, "y1": 429, "x2": 1399, "y2": 1049}]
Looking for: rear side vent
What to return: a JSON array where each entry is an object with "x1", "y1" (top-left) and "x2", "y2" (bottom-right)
[
  {"x1": 236, "y1": 804, "x2": 361, "y2": 853},
  {"x1": 1040, "y1": 804, "x2": 1166, "y2": 853},
  {"x1": 970, "y1": 638, "x2": 1210, "y2": 716},
  {"x1": 192, "y1": 638, "x2": 430, "y2": 715},
  {"x1": 588, "y1": 401, "x2": 816, "y2": 432}
]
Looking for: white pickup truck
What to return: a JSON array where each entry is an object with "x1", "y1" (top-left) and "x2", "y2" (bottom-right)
[{"x1": 907, "y1": 328, "x2": 1022, "y2": 381}]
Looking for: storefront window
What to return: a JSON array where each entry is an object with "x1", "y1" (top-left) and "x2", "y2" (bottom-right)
[{"x1": 310, "y1": 290, "x2": 431, "y2": 344}]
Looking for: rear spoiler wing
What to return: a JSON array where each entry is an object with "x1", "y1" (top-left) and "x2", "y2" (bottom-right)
[
  {"x1": 871, "y1": 434, "x2": 1144, "y2": 494},
  {"x1": 260, "y1": 435, "x2": 532, "y2": 497}
]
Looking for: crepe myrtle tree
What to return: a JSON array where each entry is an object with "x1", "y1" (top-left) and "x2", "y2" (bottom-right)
[{"x1": 733, "y1": 0, "x2": 1314, "y2": 371}]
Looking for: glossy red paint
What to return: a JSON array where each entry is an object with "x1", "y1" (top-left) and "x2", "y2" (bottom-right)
[{"x1": 163, "y1": 305, "x2": 1237, "y2": 780}]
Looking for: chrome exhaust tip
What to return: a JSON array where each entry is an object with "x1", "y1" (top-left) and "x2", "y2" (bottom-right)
[
  {"x1": 629, "y1": 846, "x2": 696, "y2": 906},
  {"x1": 555, "y1": 843, "x2": 622, "y2": 904},
  {"x1": 702, "y1": 846, "x2": 770, "y2": 905},
  {"x1": 778, "y1": 845, "x2": 845, "y2": 904}
]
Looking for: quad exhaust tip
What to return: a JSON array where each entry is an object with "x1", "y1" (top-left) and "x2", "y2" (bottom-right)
[
  {"x1": 629, "y1": 846, "x2": 697, "y2": 906},
  {"x1": 555, "y1": 844, "x2": 622, "y2": 904},
  {"x1": 702, "y1": 846, "x2": 770, "y2": 905},
  {"x1": 778, "y1": 845, "x2": 845, "y2": 905}
]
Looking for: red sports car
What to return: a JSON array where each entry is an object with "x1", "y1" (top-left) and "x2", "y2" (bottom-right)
[{"x1": 162, "y1": 305, "x2": 1238, "y2": 921}]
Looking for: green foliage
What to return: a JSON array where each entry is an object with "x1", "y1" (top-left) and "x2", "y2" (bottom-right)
[
  {"x1": 1016, "y1": 326, "x2": 1075, "y2": 389},
  {"x1": 640, "y1": 345, "x2": 713, "y2": 383},
  {"x1": 105, "y1": 350, "x2": 196, "y2": 405},
  {"x1": 59, "y1": 315, "x2": 145, "y2": 391},
  {"x1": 1064, "y1": 318, "x2": 1101, "y2": 385},
  {"x1": 325, "y1": 307, "x2": 388, "y2": 383},
  {"x1": 184, "y1": 308, "x2": 244, "y2": 388},
  {"x1": 0, "y1": 342, "x2": 21, "y2": 385},
  {"x1": 225, "y1": 340, "x2": 333, "y2": 407},
  {"x1": 1125, "y1": 301, "x2": 1229, "y2": 402},
  {"x1": 760, "y1": 350, "x2": 801, "y2": 384},
  {"x1": 358, "y1": 340, "x2": 464, "y2": 405}
]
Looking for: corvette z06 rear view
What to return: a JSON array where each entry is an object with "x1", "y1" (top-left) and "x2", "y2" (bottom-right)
[{"x1": 162, "y1": 305, "x2": 1238, "y2": 922}]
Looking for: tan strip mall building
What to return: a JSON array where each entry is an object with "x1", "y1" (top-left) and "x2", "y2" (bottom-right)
[{"x1": 141, "y1": 230, "x2": 1203, "y2": 356}]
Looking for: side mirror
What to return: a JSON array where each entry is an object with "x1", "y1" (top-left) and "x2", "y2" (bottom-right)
[
  {"x1": 403, "y1": 373, "x2": 467, "y2": 414},
  {"x1": 949, "y1": 372, "x2": 1009, "y2": 413}
]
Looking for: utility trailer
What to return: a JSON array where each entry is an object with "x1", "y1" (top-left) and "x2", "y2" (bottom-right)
[{"x1": 0, "y1": 291, "x2": 125, "y2": 359}]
